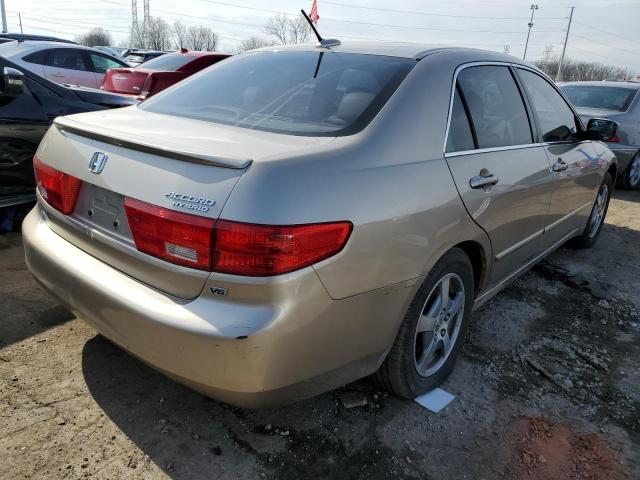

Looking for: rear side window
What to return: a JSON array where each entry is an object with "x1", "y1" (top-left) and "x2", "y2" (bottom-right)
[
  {"x1": 446, "y1": 88, "x2": 475, "y2": 152},
  {"x1": 45, "y1": 49, "x2": 90, "y2": 71},
  {"x1": 517, "y1": 69, "x2": 578, "y2": 142},
  {"x1": 140, "y1": 51, "x2": 415, "y2": 137},
  {"x1": 457, "y1": 66, "x2": 532, "y2": 149},
  {"x1": 23, "y1": 50, "x2": 47, "y2": 65}
]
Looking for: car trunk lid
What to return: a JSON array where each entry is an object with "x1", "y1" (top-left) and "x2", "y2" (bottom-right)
[
  {"x1": 36, "y1": 107, "x2": 334, "y2": 298},
  {"x1": 102, "y1": 67, "x2": 150, "y2": 95}
]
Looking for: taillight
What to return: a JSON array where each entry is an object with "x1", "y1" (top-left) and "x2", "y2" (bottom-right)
[
  {"x1": 213, "y1": 220, "x2": 353, "y2": 276},
  {"x1": 124, "y1": 198, "x2": 352, "y2": 275},
  {"x1": 124, "y1": 197, "x2": 215, "y2": 270},
  {"x1": 140, "y1": 75, "x2": 155, "y2": 98},
  {"x1": 33, "y1": 156, "x2": 82, "y2": 214}
]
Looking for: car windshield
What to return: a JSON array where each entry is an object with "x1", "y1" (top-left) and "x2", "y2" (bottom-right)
[
  {"x1": 560, "y1": 85, "x2": 637, "y2": 112},
  {"x1": 138, "y1": 53, "x2": 192, "y2": 71},
  {"x1": 139, "y1": 51, "x2": 416, "y2": 136}
]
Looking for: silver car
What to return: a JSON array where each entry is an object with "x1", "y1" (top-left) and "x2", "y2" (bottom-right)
[
  {"x1": 560, "y1": 81, "x2": 640, "y2": 190},
  {"x1": 1, "y1": 41, "x2": 128, "y2": 89},
  {"x1": 22, "y1": 43, "x2": 616, "y2": 407}
]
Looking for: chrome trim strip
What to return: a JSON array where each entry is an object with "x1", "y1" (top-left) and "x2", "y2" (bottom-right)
[
  {"x1": 445, "y1": 143, "x2": 543, "y2": 158},
  {"x1": 474, "y1": 226, "x2": 583, "y2": 310},
  {"x1": 54, "y1": 121, "x2": 252, "y2": 170},
  {"x1": 495, "y1": 228, "x2": 544, "y2": 261},
  {"x1": 544, "y1": 201, "x2": 591, "y2": 233}
]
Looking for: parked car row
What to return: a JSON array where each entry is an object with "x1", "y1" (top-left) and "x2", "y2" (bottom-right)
[{"x1": 20, "y1": 41, "x2": 620, "y2": 407}]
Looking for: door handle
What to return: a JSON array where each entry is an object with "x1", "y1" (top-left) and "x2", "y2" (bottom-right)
[
  {"x1": 469, "y1": 172, "x2": 499, "y2": 189},
  {"x1": 552, "y1": 158, "x2": 568, "y2": 172}
]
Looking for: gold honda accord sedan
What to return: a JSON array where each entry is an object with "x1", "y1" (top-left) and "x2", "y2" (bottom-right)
[{"x1": 20, "y1": 42, "x2": 617, "y2": 407}]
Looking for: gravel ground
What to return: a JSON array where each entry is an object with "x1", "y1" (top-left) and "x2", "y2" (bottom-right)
[{"x1": 1, "y1": 191, "x2": 639, "y2": 479}]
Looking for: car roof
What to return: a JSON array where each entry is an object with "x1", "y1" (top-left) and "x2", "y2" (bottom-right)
[
  {"x1": 560, "y1": 80, "x2": 640, "y2": 90},
  {"x1": 254, "y1": 41, "x2": 448, "y2": 59},
  {"x1": 0, "y1": 41, "x2": 125, "y2": 61}
]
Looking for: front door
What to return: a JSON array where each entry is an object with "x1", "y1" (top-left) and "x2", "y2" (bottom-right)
[
  {"x1": 444, "y1": 65, "x2": 553, "y2": 287},
  {"x1": 516, "y1": 68, "x2": 603, "y2": 248}
]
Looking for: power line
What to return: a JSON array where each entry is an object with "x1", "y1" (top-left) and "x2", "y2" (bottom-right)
[
  {"x1": 321, "y1": 0, "x2": 566, "y2": 20},
  {"x1": 573, "y1": 20, "x2": 638, "y2": 44},
  {"x1": 570, "y1": 32, "x2": 640, "y2": 56}
]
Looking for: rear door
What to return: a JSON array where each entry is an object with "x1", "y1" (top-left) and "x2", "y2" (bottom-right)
[
  {"x1": 516, "y1": 68, "x2": 602, "y2": 248},
  {"x1": 42, "y1": 48, "x2": 98, "y2": 88},
  {"x1": 445, "y1": 64, "x2": 553, "y2": 286}
]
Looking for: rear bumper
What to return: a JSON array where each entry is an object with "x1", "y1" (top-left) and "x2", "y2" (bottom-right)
[{"x1": 23, "y1": 206, "x2": 414, "y2": 407}]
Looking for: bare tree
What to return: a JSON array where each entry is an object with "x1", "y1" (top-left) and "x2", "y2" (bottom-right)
[
  {"x1": 535, "y1": 56, "x2": 634, "y2": 81},
  {"x1": 236, "y1": 36, "x2": 273, "y2": 53},
  {"x1": 76, "y1": 28, "x2": 112, "y2": 47},
  {"x1": 264, "y1": 13, "x2": 311, "y2": 45},
  {"x1": 185, "y1": 25, "x2": 219, "y2": 51},
  {"x1": 144, "y1": 16, "x2": 172, "y2": 51},
  {"x1": 173, "y1": 21, "x2": 188, "y2": 49}
]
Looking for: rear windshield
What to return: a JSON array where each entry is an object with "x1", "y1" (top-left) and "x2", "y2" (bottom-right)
[
  {"x1": 139, "y1": 51, "x2": 415, "y2": 136},
  {"x1": 137, "y1": 53, "x2": 192, "y2": 71},
  {"x1": 560, "y1": 85, "x2": 637, "y2": 112}
]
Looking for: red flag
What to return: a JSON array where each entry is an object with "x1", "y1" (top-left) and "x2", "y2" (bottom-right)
[{"x1": 310, "y1": 0, "x2": 319, "y2": 24}]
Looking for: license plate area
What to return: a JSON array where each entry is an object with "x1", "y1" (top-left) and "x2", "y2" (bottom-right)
[{"x1": 71, "y1": 183, "x2": 134, "y2": 244}]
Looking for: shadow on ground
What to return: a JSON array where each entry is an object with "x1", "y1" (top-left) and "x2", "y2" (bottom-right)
[{"x1": 0, "y1": 232, "x2": 74, "y2": 347}]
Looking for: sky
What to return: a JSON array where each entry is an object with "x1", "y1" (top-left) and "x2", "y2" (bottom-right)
[{"x1": 4, "y1": 0, "x2": 640, "y2": 75}]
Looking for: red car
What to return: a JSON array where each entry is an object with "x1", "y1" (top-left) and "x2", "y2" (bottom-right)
[{"x1": 101, "y1": 49, "x2": 230, "y2": 99}]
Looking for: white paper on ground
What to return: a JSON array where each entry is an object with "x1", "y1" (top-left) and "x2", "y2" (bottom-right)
[{"x1": 414, "y1": 388, "x2": 456, "y2": 413}]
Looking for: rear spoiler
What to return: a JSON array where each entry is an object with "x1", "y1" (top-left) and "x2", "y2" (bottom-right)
[{"x1": 54, "y1": 117, "x2": 252, "y2": 169}]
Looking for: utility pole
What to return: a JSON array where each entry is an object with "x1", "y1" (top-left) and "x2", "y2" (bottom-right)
[
  {"x1": 556, "y1": 6, "x2": 575, "y2": 82},
  {"x1": 523, "y1": 4, "x2": 539, "y2": 61},
  {"x1": 1, "y1": 0, "x2": 8, "y2": 34},
  {"x1": 18, "y1": 12, "x2": 22, "y2": 34}
]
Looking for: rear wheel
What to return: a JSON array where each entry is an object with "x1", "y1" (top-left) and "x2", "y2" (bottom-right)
[
  {"x1": 572, "y1": 172, "x2": 612, "y2": 249},
  {"x1": 619, "y1": 152, "x2": 640, "y2": 190},
  {"x1": 375, "y1": 248, "x2": 474, "y2": 398}
]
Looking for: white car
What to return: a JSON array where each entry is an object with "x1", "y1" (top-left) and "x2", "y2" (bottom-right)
[{"x1": 1, "y1": 41, "x2": 128, "y2": 89}]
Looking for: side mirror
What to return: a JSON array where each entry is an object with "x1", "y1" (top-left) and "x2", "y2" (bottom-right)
[
  {"x1": 584, "y1": 118, "x2": 618, "y2": 142},
  {"x1": 0, "y1": 67, "x2": 25, "y2": 96}
]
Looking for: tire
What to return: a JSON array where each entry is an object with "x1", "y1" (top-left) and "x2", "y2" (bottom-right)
[
  {"x1": 374, "y1": 248, "x2": 475, "y2": 399},
  {"x1": 619, "y1": 152, "x2": 640, "y2": 190},
  {"x1": 572, "y1": 172, "x2": 613, "y2": 249}
]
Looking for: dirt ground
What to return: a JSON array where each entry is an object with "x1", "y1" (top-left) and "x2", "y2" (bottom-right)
[{"x1": 1, "y1": 191, "x2": 639, "y2": 480}]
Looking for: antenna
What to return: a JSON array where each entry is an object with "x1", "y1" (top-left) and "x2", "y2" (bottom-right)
[{"x1": 300, "y1": 9, "x2": 340, "y2": 48}]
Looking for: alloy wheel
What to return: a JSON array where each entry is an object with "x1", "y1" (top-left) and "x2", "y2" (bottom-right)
[
  {"x1": 588, "y1": 184, "x2": 609, "y2": 238},
  {"x1": 413, "y1": 273, "x2": 465, "y2": 377},
  {"x1": 628, "y1": 154, "x2": 640, "y2": 189}
]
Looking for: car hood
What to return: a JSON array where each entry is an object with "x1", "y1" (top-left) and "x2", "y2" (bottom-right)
[
  {"x1": 55, "y1": 106, "x2": 336, "y2": 168},
  {"x1": 66, "y1": 85, "x2": 140, "y2": 108}
]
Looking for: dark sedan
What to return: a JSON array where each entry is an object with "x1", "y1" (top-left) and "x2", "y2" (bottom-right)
[{"x1": 0, "y1": 56, "x2": 138, "y2": 224}]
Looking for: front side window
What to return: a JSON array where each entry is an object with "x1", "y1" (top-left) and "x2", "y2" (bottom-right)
[
  {"x1": 457, "y1": 66, "x2": 532, "y2": 149},
  {"x1": 45, "y1": 49, "x2": 90, "y2": 71},
  {"x1": 89, "y1": 53, "x2": 125, "y2": 73},
  {"x1": 140, "y1": 51, "x2": 416, "y2": 136},
  {"x1": 560, "y1": 85, "x2": 637, "y2": 112},
  {"x1": 518, "y1": 69, "x2": 578, "y2": 142}
]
